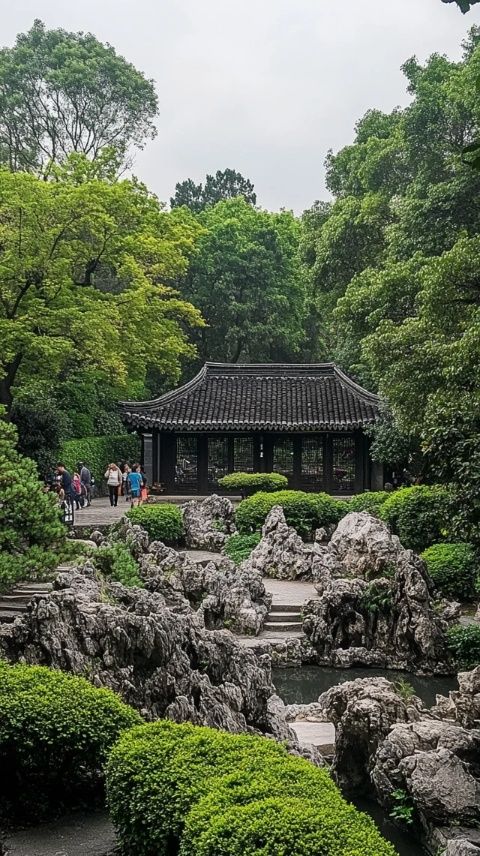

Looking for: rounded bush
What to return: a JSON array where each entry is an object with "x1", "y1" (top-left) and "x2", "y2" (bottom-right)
[
  {"x1": 236, "y1": 490, "x2": 348, "y2": 538},
  {"x1": 447, "y1": 624, "x2": 480, "y2": 670},
  {"x1": 127, "y1": 503, "x2": 184, "y2": 544},
  {"x1": 348, "y1": 491, "x2": 390, "y2": 517},
  {"x1": 223, "y1": 532, "x2": 261, "y2": 564},
  {"x1": 182, "y1": 797, "x2": 395, "y2": 856},
  {"x1": 421, "y1": 542, "x2": 478, "y2": 601},
  {"x1": 107, "y1": 721, "x2": 394, "y2": 856},
  {"x1": 380, "y1": 485, "x2": 451, "y2": 552},
  {"x1": 218, "y1": 472, "x2": 288, "y2": 496},
  {"x1": 0, "y1": 662, "x2": 141, "y2": 821}
]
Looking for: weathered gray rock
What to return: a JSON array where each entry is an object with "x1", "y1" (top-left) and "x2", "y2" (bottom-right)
[
  {"x1": 182, "y1": 495, "x2": 236, "y2": 550},
  {"x1": 111, "y1": 517, "x2": 150, "y2": 558},
  {"x1": 242, "y1": 507, "x2": 315, "y2": 580},
  {"x1": 0, "y1": 565, "x2": 290, "y2": 741},
  {"x1": 318, "y1": 676, "x2": 424, "y2": 791},
  {"x1": 445, "y1": 839, "x2": 480, "y2": 855},
  {"x1": 303, "y1": 544, "x2": 449, "y2": 672},
  {"x1": 372, "y1": 719, "x2": 480, "y2": 827},
  {"x1": 141, "y1": 541, "x2": 271, "y2": 635},
  {"x1": 328, "y1": 512, "x2": 403, "y2": 578},
  {"x1": 432, "y1": 666, "x2": 480, "y2": 729}
]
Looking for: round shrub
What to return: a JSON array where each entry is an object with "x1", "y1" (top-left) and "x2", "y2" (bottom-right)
[
  {"x1": 223, "y1": 533, "x2": 261, "y2": 564},
  {"x1": 236, "y1": 490, "x2": 348, "y2": 538},
  {"x1": 0, "y1": 662, "x2": 141, "y2": 821},
  {"x1": 107, "y1": 721, "x2": 394, "y2": 856},
  {"x1": 127, "y1": 503, "x2": 184, "y2": 544},
  {"x1": 421, "y1": 542, "x2": 478, "y2": 601},
  {"x1": 380, "y1": 485, "x2": 451, "y2": 552},
  {"x1": 447, "y1": 624, "x2": 480, "y2": 670},
  {"x1": 348, "y1": 491, "x2": 390, "y2": 517},
  {"x1": 218, "y1": 472, "x2": 288, "y2": 496},
  {"x1": 182, "y1": 797, "x2": 395, "y2": 856}
]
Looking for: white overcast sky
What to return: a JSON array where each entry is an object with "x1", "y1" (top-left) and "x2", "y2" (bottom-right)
[{"x1": 4, "y1": 0, "x2": 480, "y2": 212}]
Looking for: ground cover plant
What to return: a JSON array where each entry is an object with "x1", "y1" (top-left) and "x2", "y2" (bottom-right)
[
  {"x1": 223, "y1": 533, "x2": 261, "y2": 564},
  {"x1": 93, "y1": 542, "x2": 144, "y2": 588},
  {"x1": 127, "y1": 503, "x2": 184, "y2": 544},
  {"x1": 218, "y1": 472, "x2": 288, "y2": 495},
  {"x1": 380, "y1": 485, "x2": 451, "y2": 552},
  {"x1": 421, "y1": 542, "x2": 479, "y2": 601},
  {"x1": 446, "y1": 624, "x2": 480, "y2": 669},
  {"x1": 236, "y1": 490, "x2": 347, "y2": 538},
  {"x1": 0, "y1": 662, "x2": 141, "y2": 822},
  {"x1": 106, "y1": 720, "x2": 395, "y2": 856}
]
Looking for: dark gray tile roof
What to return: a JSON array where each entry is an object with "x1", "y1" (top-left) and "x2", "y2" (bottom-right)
[{"x1": 121, "y1": 363, "x2": 380, "y2": 432}]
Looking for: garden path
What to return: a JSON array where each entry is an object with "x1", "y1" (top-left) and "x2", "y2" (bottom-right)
[{"x1": 3, "y1": 810, "x2": 116, "y2": 856}]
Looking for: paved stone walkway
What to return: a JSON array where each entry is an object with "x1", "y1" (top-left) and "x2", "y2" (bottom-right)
[
  {"x1": 3, "y1": 811, "x2": 116, "y2": 856},
  {"x1": 289, "y1": 720, "x2": 335, "y2": 750}
]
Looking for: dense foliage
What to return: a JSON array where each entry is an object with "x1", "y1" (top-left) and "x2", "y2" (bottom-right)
[
  {"x1": 421, "y1": 543, "x2": 478, "y2": 601},
  {"x1": 127, "y1": 503, "x2": 184, "y2": 544},
  {"x1": 236, "y1": 490, "x2": 347, "y2": 538},
  {"x1": 60, "y1": 434, "x2": 141, "y2": 485},
  {"x1": 171, "y1": 169, "x2": 256, "y2": 212},
  {"x1": 446, "y1": 624, "x2": 480, "y2": 669},
  {"x1": 179, "y1": 198, "x2": 305, "y2": 366},
  {"x1": 0, "y1": 410, "x2": 66, "y2": 590},
  {"x1": 223, "y1": 533, "x2": 261, "y2": 565},
  {"x1": 380, "y1": 486, "x2": 451, "y2": 552},
  {"x1": 348, "y1": 491, "x2": 391, "y2": 516},
  {"x1": 106, "y1": 720, "x2": 395, "y2": 856},
  {"x1": 93, "y1": 542, "x2": 143, "y2": 588},
  {"x1": 0, "y1": 662, "x2": 141, "y2": 821},
  {"x1": 218, "y1": 472, "x2": 288, "y2": 495},
  {"x1": 0, "y1": 20, "x2": 158, "y2": 173}
]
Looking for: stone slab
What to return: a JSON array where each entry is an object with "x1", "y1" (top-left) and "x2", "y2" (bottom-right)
[
  {"x1": 290, "y1": 720, "x2": 336, "y2": 748},
  {"x1": 4, "y1": 811, "x2": 116, "y2": 856}
]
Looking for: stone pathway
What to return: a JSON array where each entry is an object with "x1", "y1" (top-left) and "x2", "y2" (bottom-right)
[
  {"x1": 289, "y1": 720, "x2": 335, "y2": 750},
  {"x1": 73, "y1": 496, "x2": 241, "y2": 529},
  {"x1": 3, "y1": 811, "x2": 116, "y2": 856}
]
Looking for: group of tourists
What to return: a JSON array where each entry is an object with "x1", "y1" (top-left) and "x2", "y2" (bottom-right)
[
  {"x1": 50, "y1": 461, "x2": 147, "y2": 516},
  {"x1": 104, "y1": 462, "x2": 146, "y2": 508}
]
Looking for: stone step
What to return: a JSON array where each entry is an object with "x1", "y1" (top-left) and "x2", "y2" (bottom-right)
[
  {"x1": 264, "y1": 620, "x2": 303, "y2": 632},
  {"x1": 0, "y1": 600, "x2": 26, "y2": 612},
  {"x1": 0, "y1": 609, "x2": 22, "y2": 623},
  {"x1": 1, "y1": 592, "x2": 35, "y2": 603},
  {"x1": 14, "y1": 582, "x2": 53, "y2": 592},
  {"x1": 269, "y1": 603, "x2": 303, "y2": 614},
  {"x1": 267, "y1": 611, "x2": 302, "y2": 624}
]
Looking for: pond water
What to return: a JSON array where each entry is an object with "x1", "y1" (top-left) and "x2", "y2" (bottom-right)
[
  {"x1": 272, "y1": 666, "x2": 458, "y2": 856},
  {"x1": 272, "y1": 665, "x2": 457, "y2": 708}
]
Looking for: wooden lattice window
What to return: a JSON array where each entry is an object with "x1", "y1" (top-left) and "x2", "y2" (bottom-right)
[
  {"x1": 301, "y1": 437, "x2": 324, "y2": 489},
  {"x1": 208, "y1": 437, "x2": 229, "y2": 488},
  {"x1": 272, "y1": 437, "x2": 294, "y2": 477},
  {"x1": 233, "y1": 437, "x2": 255, "y2": 472},
  {"x1": 174, "y1": 437, "x2": 198, "y2": 489},
  {"x1": 332, "y1": 436, "x2": 355, "y2": 493}
]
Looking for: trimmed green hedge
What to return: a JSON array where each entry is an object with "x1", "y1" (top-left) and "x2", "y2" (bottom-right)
[
  {"x1": 60, "y1": 434, "x2": 140, "y2": 492},
  {"x1": 106, "y1": 721, "x2": 395, "y2": 856},
  {"x1": 223, "y1": 533, "x2": 261, "y2": 565},
  {"x1": 446, "y1": 624, "x2": 480, "y2": 669},
  {"x1": 127, "y1": 503, "x2": 184, "y2": 544},
  {"x1": 218, "y1": 472, "x2": 288, "y2": 495},
  {"x1": 236, "y1": 490, "x2": 348, "y2": 538},
  {"x1": 348, "y1": 491, "x2": 391, "y2": 516},
  {"x1": 421, "y1": 542, "x2": 478, "y2": 601},
  {"x1": 380, "y1": 485, "x2": 451, "y2": 552},
  {"x1": 0, "y1": 662, "x2": 141, "y2": 821}
]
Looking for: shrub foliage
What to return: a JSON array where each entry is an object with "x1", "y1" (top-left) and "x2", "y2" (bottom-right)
[
  {"x1": 60, "y1": 434, "x2": 141, "y2": 489},
  {"x1": 446, "y1": 624, "x2": 480, "y2": 669},
  {"x1": 106, "y1": 720, "x2": 395, "y2": 856},
  {"x1": 236, "y1": 490, "x2": 347, "y2": 538},
  {"x1": 218, "y1": 472, "x2": 288, "y2": 495},
  {"x1": 0, "y1": 662, "x2": 141, "y2": 821},
  {"x1": 0, "y1": 411, "x2": 66, "y2": 591},
  {"x1": 223, "y1": 533, "x2": 261, "y2": 564},
  {"x1": 127, "y1": 503, "x2": 184, "y2": 544},
  {"x1": 348, "y1": 491, "x2": 391, "y2": 516},
  {"x1": 421, "y1": 542, "x2": 478, "y2": 601},
  {"x1": 93, "y1": 542, "x2": 143, "y2": 588},
  {"x1": 380, "y1": 485, "x2": 451, "y2": 552}
]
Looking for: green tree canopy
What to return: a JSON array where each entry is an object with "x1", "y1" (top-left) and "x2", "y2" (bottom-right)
[
  {"x1": 0, "y1": 155, "x2": 203, "y2": 411},
  {"x1": 171, "y1": 169, "x2": 256, "y2": 213},
  {"x1": 179, "y1": 197, "x2": 305, "y2": 365},
  {"x1": 0, "y1": 20, "x2": 158, "y2": 173}
]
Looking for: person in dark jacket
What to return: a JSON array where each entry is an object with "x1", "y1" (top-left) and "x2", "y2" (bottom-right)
[
  {"x1": 78, "y1": 462, "x2": 92, "y2": 506},
  {"x1": 56, "y1": 463, "x2": 75, "y2": 506}
]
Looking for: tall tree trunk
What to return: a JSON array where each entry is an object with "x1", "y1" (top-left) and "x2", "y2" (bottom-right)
[{"x1": 0, "y1": 355, "x2": 23, "y2": 411}]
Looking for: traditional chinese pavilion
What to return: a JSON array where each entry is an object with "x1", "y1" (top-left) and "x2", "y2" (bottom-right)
[{"x1": 121, "y1": 363, "x2": 383, "y2": 495}]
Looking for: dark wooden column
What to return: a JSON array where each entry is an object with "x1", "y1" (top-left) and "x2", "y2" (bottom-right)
[
  {"x1": 354, "y1": 432, "x2": 365, "y2": 494},
  {"x1": 293, "y1": 436, "x2": 302, "y2": 489},
  {"x1": 198, "y1": 435, "x2": 208, "y2": 494},
  {"x1": 160, "y1": 433, "x2": 175, "y2": 492},
  {"x1": 324, "y1": 435, "x2": 334, "y2": 494}
]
